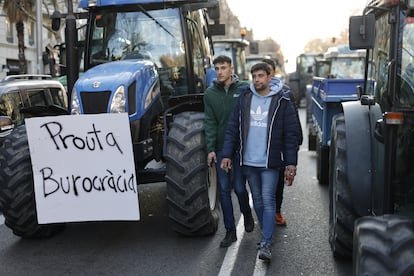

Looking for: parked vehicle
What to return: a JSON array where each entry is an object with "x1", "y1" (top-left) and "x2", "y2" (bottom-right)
[
  {"x1": 0, "y1": 0, "x2": 223, "y2": 238},
  {"x1": 329, "y1": 1, "x2": 414, "y2": 275},
  {"x1": 288, "y1": 52, "x2": 323, "y2": 107},
  {"x1": 213, "y1": 38, "x2": 250, "y2": 80},
  {"x1": 308, "y1": 45, "x2": 366, "y2": 184},
  {"x1": 0, "y1": 74, "x2": 68, "y2": 145}
]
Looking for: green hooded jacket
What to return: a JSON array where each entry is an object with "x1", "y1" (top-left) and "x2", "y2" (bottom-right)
[{"x1": 204, "y1": 75, "x2": 249, "y2": 153}]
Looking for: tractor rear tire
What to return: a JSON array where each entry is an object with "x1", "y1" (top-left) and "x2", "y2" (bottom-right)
[
  {"x1": 165, "y1": 112, "x2": 219, "y2": 236},
  {"x1": 0, "y1": 125, "x2": 65, "y2": 238},
  {"x1": 353, "y1": 215, "x2": 414, "y2": 275},
  {"x1": 328, "y1": 114, "x2": 357, "y2": 258}
]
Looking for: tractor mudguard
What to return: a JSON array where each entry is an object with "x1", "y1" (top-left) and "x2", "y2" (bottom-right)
[{"x1": 342, "y1": 101, "x2": 382, "y2": 216}]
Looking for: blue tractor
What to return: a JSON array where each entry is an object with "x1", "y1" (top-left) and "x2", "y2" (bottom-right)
[
  {"x1": 308, "y1": 45, "x2": 366, "y2": 184},
  {"x1": 0, "y1": 0, "x2": 225, "y2": 238},
  {"x1": 329, "y1": 1, "x2": 414, "y2": 274}
]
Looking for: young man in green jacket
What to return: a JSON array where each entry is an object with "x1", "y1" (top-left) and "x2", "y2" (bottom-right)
[{"x1": 204, "y1": 55, "x2": 254, "y2": 247}]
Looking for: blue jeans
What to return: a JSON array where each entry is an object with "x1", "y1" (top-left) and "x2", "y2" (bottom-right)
[
  {"x1": 216, "y1": 151, "x2": 251, "y2": 231},
  {"x1": 243, "y1": 166, "x2": 279, "y2": 244}
]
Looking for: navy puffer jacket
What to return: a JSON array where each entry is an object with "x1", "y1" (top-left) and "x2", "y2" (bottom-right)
[{"x1": 221, "y1": 85, "x2": 299, "y2": 169}]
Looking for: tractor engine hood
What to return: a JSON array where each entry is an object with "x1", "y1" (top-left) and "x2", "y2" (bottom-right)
[{"x1": 72, "y1": 59, "x2": 158, "y2": 120}]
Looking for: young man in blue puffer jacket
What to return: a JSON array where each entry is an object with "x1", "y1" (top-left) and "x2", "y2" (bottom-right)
[{"x1": 221, "y1": 62, "x2": 299, "y2": 262}]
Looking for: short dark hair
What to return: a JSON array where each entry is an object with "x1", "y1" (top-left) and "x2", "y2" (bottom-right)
[
  {"x1": 251, "y1": 62, "x2": 271, "y2": 75},
  {"x1": 262, "y1": 58, "x2": 276, "y2": 71},
  {"x1": 213, "y1": 55, "x2": 232, "y2": 65}
]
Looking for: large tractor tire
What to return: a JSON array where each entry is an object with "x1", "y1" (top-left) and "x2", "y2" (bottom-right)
[
  {"x1": 165, "y1": 112, "x2": 219, "y2": 236},
  {"x1": 353, "y1": 215, "x2": 414, "y2": 275},
  {"x1": 0, "y1": 125, "x2": 65, "y2": 238},
  {"x1": 328, "y1": 114, "x2": 358, "y2": 258}
]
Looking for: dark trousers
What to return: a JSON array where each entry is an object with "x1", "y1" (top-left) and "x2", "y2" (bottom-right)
[{"x1": 275, "y1": 168, "x2": 285, "y2": 213}]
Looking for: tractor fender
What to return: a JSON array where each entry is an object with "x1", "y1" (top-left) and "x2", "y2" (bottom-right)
[{"x1": 342, "y1": 101, "x2": 382, "y2": 216}]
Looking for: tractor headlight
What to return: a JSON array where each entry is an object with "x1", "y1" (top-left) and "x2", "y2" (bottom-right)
[
  {"x1": 70, "y1": 88, "x2": 80, "y2": 114},
  {"x1": 110, "y1": 85, "x2": 126, "y2": 113}
]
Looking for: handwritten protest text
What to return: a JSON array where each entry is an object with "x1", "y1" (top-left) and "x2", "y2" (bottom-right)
[
  {"x1": 40, "y1": 121, "x2": 123, "y2": 154},
  {"x1": 40, "y1": 167, "x2": 137, "y2": 197}
]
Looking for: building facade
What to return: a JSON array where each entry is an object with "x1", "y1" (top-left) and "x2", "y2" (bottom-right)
[{"x1": 0, "y1": 4, "x2": 69, "y2": 80}]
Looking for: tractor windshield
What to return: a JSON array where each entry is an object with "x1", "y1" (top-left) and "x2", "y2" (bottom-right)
[
  {"x1": 298, "y1": 55, "x2": 316, "y2": 74},
  {"x1": 87, "y1": 8, "x2": 185, "y2": 70},
  {"x1": 329, "y1": 57, "x2": 365, "y2": 79}
]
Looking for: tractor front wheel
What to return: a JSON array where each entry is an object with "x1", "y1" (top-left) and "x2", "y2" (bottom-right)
[
  {"x1": 165, "y1": 112, "x2": 219, "y2": 236},
  {"x1": 0, "y1": 125, "x2": 65, "y2": 238},
  {"x1": 328, "y1": 114, "x2": 357, "y2": 258}
]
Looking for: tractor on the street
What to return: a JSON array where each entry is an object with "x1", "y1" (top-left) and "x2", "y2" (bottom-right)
[
  {"x1": 213, "y1": 31, "x2": 250, "y2": 81},
  {"x1": 308, "y1": 45, "x2": 366, "y2": 184},
  {"x1": 328, "y1": 0, "x2": 414, "y2": 274},
  {"x1": 288, "y1": 52, "x2": 323, "y2": 107},
  {"x1": 0, "y1": 0, "x2": 224, "y2": 239}
]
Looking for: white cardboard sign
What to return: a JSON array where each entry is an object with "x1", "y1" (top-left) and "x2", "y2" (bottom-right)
[{"x1": 25, "y1": 113, "x2": 140, "y2": 224}]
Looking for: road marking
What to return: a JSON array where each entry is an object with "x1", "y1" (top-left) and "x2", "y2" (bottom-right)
[
  {"x1": 218, "y1": 215, "x2": 246, "y2": 276},
  {"x1": 253, "y1": 255, "x2": 268, "y2": 276},
  {"x1": 218, "y1": 196, "x2": 268, "y2": 276},
  {"x1": 0, "y1": 214, "x2": 4, "y2": 225}
]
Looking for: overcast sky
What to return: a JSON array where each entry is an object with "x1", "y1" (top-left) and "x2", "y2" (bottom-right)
[{"x1": 226, "y1": 0, "x2": 366, "y2": 72}]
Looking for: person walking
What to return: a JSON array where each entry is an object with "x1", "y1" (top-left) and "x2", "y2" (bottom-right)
[
  {"x1": 204, "y1": 55, "x2": 254, "y2": 248},
  {"x1": 261, "y1": 58, "x2": 303, "y2": 226},
  {"x1": 220, "y1": 62, "x2": 299, "y2": 261}
]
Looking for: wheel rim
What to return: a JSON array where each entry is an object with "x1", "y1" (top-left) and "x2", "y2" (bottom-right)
[{"x1": 207, "y1": 166, "x2": 218, "y2": 210}]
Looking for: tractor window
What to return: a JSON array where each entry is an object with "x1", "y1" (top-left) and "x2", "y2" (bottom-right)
[
  {"x1": 234, "y1": 46, "x2": 247, "y2": 80},
  {"x1": 0, "y1": 92, "x2": 23, "y2": 126},
  {"x1": 315, "y1": 61, "x2": 330, "y2": 78},
  {"x1": 187, "y1": 10, "x2": 207, "y2": 93},
  {"x1": 88, "y1": 8, "x2": 189, "y2": 98},
  {"x1": 329, "y1": 57, "x2": 365, "y2": 79},
  {"x1": 370, "y1": 13, "x2": 391, "y2": 111},
  {"x1": 399, "y1": 17, "x2": 414, "y2": 107},
  {"x1": 393, "y1": 14, "x2": 414, "y2": 215},
  {"x1": 90, "y1": 9, "x2": 184, "y2": 65}
]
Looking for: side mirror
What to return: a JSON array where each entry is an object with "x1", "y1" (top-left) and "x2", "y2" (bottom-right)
[
  {"x1": 51, "y1": 11, "x2": 62, "y2": 31},
  {"x1": 207, "y1": 3, "x2": 220, "y2": 20},
  {"x1": 349, "y1": 14, "x2": 376, "y2": 50},
  {"x1": 0, "y1": 116, "x2": 14, "y2": 138}
]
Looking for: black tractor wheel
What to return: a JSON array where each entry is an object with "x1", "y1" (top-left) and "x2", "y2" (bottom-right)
[
  {"x1": 328, "y1": 114, "x2": 357, "y2": 258},
  {"x1": 0, "y1": 125, "x2": 65, "y2": 238},
  {"x1": 165, "y1": 112, "x2": 219, "y2": 236},
  {"x1": 353, "y1": 215, "x2": 414, "y2": 275}
]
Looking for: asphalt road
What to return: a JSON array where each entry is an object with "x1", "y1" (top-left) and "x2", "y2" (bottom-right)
[{"x1": 0, "y1": 107, "x2": 352, "y2": 276}]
